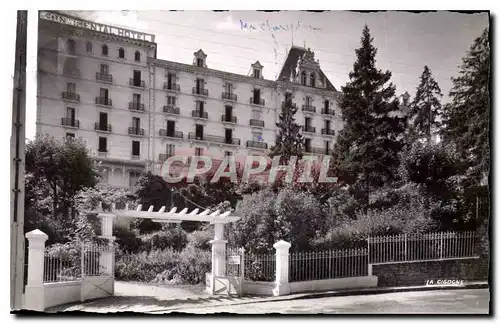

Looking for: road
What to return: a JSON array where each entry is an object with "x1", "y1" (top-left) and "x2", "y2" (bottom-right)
[{"x1": 166, "y1": 289, "x2": 490, "y2": 314}]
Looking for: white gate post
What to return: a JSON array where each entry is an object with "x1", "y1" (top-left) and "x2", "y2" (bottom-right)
[
  {"x1": 97, "y1": 213, "x2": 115, "y2": 294},
  {"x1": 209, "y1": 221, "x2": 227, "y2": 294},
  {"x1": 24, "y1": 229, "x2": 48, "y2": 311},
  {"x1": 273, "y1": 240, "x2": 291, "y2": 296}
]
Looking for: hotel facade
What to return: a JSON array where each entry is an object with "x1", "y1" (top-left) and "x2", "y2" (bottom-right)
[{"x1": 36, "y1": 11, "x2": 374, "y2": 188}]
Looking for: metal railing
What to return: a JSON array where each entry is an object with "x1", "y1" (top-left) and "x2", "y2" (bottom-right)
[
  {"x1": 302, "y1": 105, "x2": 316, "y2": 113},
  {"x1": 250, "y1": 97, "x2": 265, "y2": 106},
  {"x1": 43, "y1": 254, "x2": 81, "y2": 283},
  {"x1": 81, "y1": 243, "x2": 114, "y2": 277},
  {"x1": 62, "y1": 92, "x2": 80, "y2": 102},
  {"x1": 289, "y1": 248, "x2": 368, "y2": 282},
  {"x1": 61, "y1": 118, "x2": 79, "y2": 128},
  {"x1": 222, "y1": 92, "x2": 237, "y2": 101},
  {"x1": 246, "y1": 140, "x2": 268, "y2": 149},
  {"x1": 244, "y1": 252, "x2": 275, "y2": 282},
  {"x1": 95, "y1": 97, "x2": 112, "y2": 106},
  {"x1": 164, "y1": 82, "x2": 180, "y2": 91},
  {"x1": 321, "y1": 128, "x2": 335, "y2": 136},
  {"x1": 158, "y1": 153, "x2": 175, "y2": 162},
  {"x1": 221, "y1": 115, "x2": 237, "y2": 123},
  {"x1": 163, "y1": 105, "x2": 180, "y2": 115},
  {"x1": 321, "y1": 107, "x2": 335, "y2": 116},
  {"x1": 188, "y1": 133, "x2": 240, "y2": 145},
  {"x1": 96, "y1": 72, "x2": 113, "y2": 83},
  {"x1": 129, "y1": 102, "x2": 145, "y2": 112},
  {"x1": 249, "y1": 119, "x2": 265, "y2": 128},
  {"x1": 304, "y1": 147, "x2": 329, "y2": 155},
  {"x1": 128, "y1": 127, "x2": 145, "y2": 136},
  {"x1": 192, "y1": 110, "x2": 208, "y2": 119},
  {"x1": 302, "y1": 125, "x2": 316, "y2": 133},
  {"x1": 95, "y1": 122, "x2": 112, "y2": 132},
  {"x1": 129, "y1": 79, "x2": 145, "y2": 88},
  {"x1": 192, "y1": 87, "x2": 208, "y2": 96},
  {"x1": 367, "y1": 231, "x2": 477, "y2": 264},
  {"x1": 159, "y1": 129, "x2": 183, "y2": 139}
]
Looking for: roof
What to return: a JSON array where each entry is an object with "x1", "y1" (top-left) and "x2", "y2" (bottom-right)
[{"x1": 277, "y1": 46, "x2": 337, "y2": 91}]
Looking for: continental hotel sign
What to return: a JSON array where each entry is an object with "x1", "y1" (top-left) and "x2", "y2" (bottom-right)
[{"x1": 39, "y1": 11, "x2": 156, "y2": 43}]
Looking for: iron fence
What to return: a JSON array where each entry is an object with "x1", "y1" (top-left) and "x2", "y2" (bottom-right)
[
  {"x1": 244, "y1": 252, "x2": 275, "y2": 282},
  {"x1": 43, "y1": 254, "x2": 81, "y2": 283},
  {"x1": 289, "y1": 248, "x2": 368, "y2": 282}
]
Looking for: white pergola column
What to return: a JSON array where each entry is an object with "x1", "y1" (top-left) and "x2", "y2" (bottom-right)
[
  {"x1": 97, "y1": 213, "x2": 115, "y2": 278},
  {"x1": 209, "y1": 221, "x2": 227, "y2": 293},
  {"x1": 24, "y1": 229, "x2": 48, "y2": 311},
  {"x1": 273, "y1": 240, "x2": 291, "y2": 296}
]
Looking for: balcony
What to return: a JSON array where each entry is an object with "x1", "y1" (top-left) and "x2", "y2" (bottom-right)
[
  {"x1": 304, "y1": 147, "x2": 330, "y2": 155},
  {"x1": 131, "y1": 154, "x2": 140, "y2": 160},
  {"x1": 163, "y1": 105, "x2": 180, "y2": 115},
  {"x1": 302, "y1": 105, "x2": 316, "y2": 113},
  {"x1": 129, "y1": 102, "x2": 145, "y2": 112},
  {"x1": 221, "y1": 115, "x2": 237, "y2": 124},
  {"x1": 192, "y1": 87, "x2": 208, "y2": 96},
  {"x1": 321, "y1": 107, "x2": 335, "y2": 116},
  {"x1": 129, "y1": 79, "x2": 145, "y2": 88},
  {"x1": 250, "y1": 97, "x2": 265, "y2": 106},
  {"x1": 249, "y1": 119, "x2": 265, "y2": 128},
  {"x1": 164, "y1": 82, "x2": 180, "y2": 92},
  {"x1": 97, "y1": 150, "x2": 108, "y2": 157},
  {"x1": 192, "y1": 110, "x2": 208, "y2": 119},
  {"x1": 246, "y1": 140, "x2": 268, "y2": 150},
  {"x1": 321, "y1": 128, "x2": 335, "y2": 136},
  {"x1": 61, "y1": 118, "x2": 79, "y2": 128},
  {"x1": 159, "y1": 129, "x2": 183, "y2": 139},
  {"x1": 188, "y1": 133, "x2": 240, "y2": 146},
  {"x1": 128, "y1": 127, "x2": 144, "y2": 136},
  {"x1": 222, "y1": 92, "x2": 237, "y2": 101},
  {"x1": 95, "y1": 97, "x2": 112, "y2": 107},
  {"x1": 159, "y1": 153, "x2": 175, "y2": 162},
  {"x1": 96, "y1": 72, "x2": 113, "y2": 83},
  {"x1": 95, "y1": 122, "x2": 112, "y2": 132},
  {"x1": 61, "y1": 92, "x2": 80, "y2": 103},
  {"x1": 63, "y1": 69, "x2": 80, "y2": 77},
  {"x1": 302, "y1": 125, "x2": 316, "y2": 134}
]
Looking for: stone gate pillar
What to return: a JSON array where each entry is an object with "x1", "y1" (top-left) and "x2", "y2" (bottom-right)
[
  {"x1": 24, "y1": 229, "x2": 48, "y2": 311},
  {"x1": 97, "y1": 213, "x2": 115, "y2": 284},
  {"x1": 273, "y1": 240, "x2": 291, "y2": 296},
  {"x1": 209, "y1": 221, "x2": 227, "y2": 294}
]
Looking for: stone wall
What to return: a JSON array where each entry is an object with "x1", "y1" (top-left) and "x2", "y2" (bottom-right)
[{"x1": 372, "y1": 257, "x2": 489, "y2": 287}]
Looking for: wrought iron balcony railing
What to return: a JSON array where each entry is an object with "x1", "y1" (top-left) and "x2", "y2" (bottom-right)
[
  {"x1": 163, "y1": 105, "x2": 180, "y2": 115},
  {"x1": 302, "y1": 105, "x2": 316, "y2": 113},
  {"x1": 249, "y1": 119, "x2": 265, "y2": 128},
  {"x1": 159, "y1": 129, "x2": 183, "y2": 139},
  {"x1": 222, "y1": 92, "x2": 237, "y2": 101},
  {"x1": 95, "y1": 122, "x2": 112, "y2": 132},
  {"x1": 221, "y1": 115, "x2": 237, "y2": 123},
  {"x1": 250, "y1": 97, "x2": 265, "y2": 106},
  {"x1": 192, "y1": 87, "x2": 208, "y2": 96},
  {"x1": 192, "y1": 110, "x2": 208, "y2": 119},
  {"x1": 95, "y1": 97, "x2": 112, "y2": 106},
  {"x1": 96, "y1": 72, "x2": 113, "y2": 83},
  {"x1": 128, "y1": 127, "x2": 144, "y2": 136},
  {"x1": 321, "y1": 107, "x2": 335, "y2": 116},
  {"x1": 321, "y1": 128, "x2": 335, "y2": 136},
  {"x1": 246, "y1": 140, "x2": 268, "y2": 150},
  {"x1": 61, "y1": 118, "x2": 79, "y2": 128},
  {"x1": 129, "y1": 79, "x2": 145, "y2": 88},
  {"x1": 164, "y1": 82, "x2": 180, "y2": 91},
  {"x1": 302, "y1": 125, "x2": 316, "y2": 133},
  {"x1": 129, "y1": 102, "x2": 145, "y2": 112},
  {"x1": 304, "y1": 147, "x2": 330, "y2": 155},
  {"x1": 188, "y1": 133, "x2": 240, "y2": 145},
  {"x1": 62, "y1": 92, "x2": 80, "y2": 102}
]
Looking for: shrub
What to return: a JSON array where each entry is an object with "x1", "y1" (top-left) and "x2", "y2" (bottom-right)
[
  {"x1": 139, "y1": 226, "x2": 188, "y2": 252},
  {"x1": 114, "y1": 226, "x2": 143, "y2": 253},
  {"x1": 187, "y1": 229, "x2": 213, "y2": 251}
]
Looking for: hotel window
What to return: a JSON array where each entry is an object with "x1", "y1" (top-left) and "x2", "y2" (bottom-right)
[
  {"x1": 301, "y1": 71, "x2": 307, "y2": 85},
  {"x1": 67, "y1": 82, "x2": 76, "y2": 93},
  {"x1": 195, "y1": 124, "x2": 204, "y2": 139},
  {"x1": 134, "y1": 51, "x2": 141, "y2": 62},
  {"x1": 310, "y1": 73, "x2": 316, "y2": 87},
  {"x1": 133, "y1": 70, "x2": 142, "y2": 86},
  {"x1": 166, "y1": 144, "x2": 175, "y2": 157},
  {"x1": 253, "y1": 132, "x2": 262, "y2": 142},
  {"x1": 66, "y1": 39, "x2": 76, "y2": 54},
  {"x1": 305, "y1": 138, "x2": 311, "y2": 152},
  {"x1": 132, "y1": 117, "x2": 140, "y2": 130},
  {"x1": 196, "y1": 58, "x2": 204, "y2": 67},
  {"x1": 306, "y1": 96, "x2": 312, "y2": 106},
  {"x1": 100, "y1": 64, "x2": 109, "y2": 75},
  {"x1": 101, "y1": 44, "x2": 108, "y2": 56},
  {"x1": 132, "y1": 141, "x2": 140, "y2": 157},
  {"x1": 66, "y1": 107, "x2": 76, "y2": 123},
  {"x1": 195, "y1": 148, "x2": 203, "y2": 156},
  {"x1": 167, "y1": 96, "x2": 176, "y2": 106},
  {"x1": 129, "y1": 171, "x2": 141, "y2": 187},
  {"x1": 225, "y1": 151, "x2": 233, "y2": 157},
  {"x1": 85, "y1": 41, "x2": 92, "y2": 53},
  {"x1": 224, "y1": 82, "x2": 233, "y2": 94},
  {"x1": 66, "y1": 132, "x2": 75, "y2": 139},
  {"x1": 133, "y1": 93, "x2": 141, "y2": 104},
  {"x1": 253, "y1": 69, "x2": 260, "y2": 78},
  {"x1": 98, "y1": 137, "x2": 107, "y2": 152},
  {"x1": 118, "y1": 48, "x2": 125, "y2": 59},
  {"x1": 167, "y1": 72, "x2": 176, "y2": 86}
]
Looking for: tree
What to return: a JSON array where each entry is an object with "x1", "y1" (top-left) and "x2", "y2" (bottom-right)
[
  {"x1": 25, "y1": 135, "x2": 99, "y2": 238},
  {"x1": 332, "y1": 25, "x2": 407, "y2": 207},
  {"x1": 269, "y1": 95, "x2": 304, "y2": 163},
  {"x1": 441, "y1": 28, "x2": 490, "y2": 186},
  {"x1": 409, "y1": 65, "x2": 443, "y2": 142}
]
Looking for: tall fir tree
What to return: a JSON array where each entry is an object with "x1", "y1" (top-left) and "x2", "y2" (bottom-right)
[
  {"x1": 409, "y1": 65, "x2": 443, "y2": 142},
  {"x1": 332, "y1": 25, "x2": 406, "y2": 207},
  {"x1": 441, "y1": 28, "x2": 490, "y2": 186},
  {"x1": 269, "y1": 95, "x2": 304, "y2": 163}
]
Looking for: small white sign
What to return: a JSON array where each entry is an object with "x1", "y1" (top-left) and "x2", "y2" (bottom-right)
[{"x1": 227, "y1": 255, "x2": 241, "y2": 265}]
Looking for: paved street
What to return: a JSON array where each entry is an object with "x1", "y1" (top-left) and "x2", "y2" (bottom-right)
[{"x1": 162, "y1": 289, "x2": 490, "y2": 314}]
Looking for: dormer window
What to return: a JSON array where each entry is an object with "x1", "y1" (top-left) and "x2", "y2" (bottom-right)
[
  {"x1": 310, "y1": 73, "x2": 316, "y2": 87},
  {"x1": 301, "y1": 71, "x2": 307, "y2": 85},
  {"x1": 135, "y1": 51, "x2": 141, "y2": 62},
  {"x1": 118, "y1": 48, "x2": 125, "y2": 59},
  {"x1": 196, "y1": 58, "x2": 204, "y2": 67},
  {"x1": 253, "y1": 69, "x2": 260, "y2": 78}
]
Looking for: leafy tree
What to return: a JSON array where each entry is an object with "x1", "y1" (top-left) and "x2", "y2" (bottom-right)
[
  {"x1": 269, "y1": 95, "x2": 304, "y2": 163},
  {"x1": 332, "y1": 25, "x2": 407, "y2": 207},
  {"x1": 441, "y1": 28, "x2": 490, "y2": 186},
  {"x1": 409, "y1": 65, "x2": 443, "y2": 142}
]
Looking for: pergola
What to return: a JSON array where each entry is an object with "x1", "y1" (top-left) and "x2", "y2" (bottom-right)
[{"x1": 96, "y1": 203, "x2": 240, "y2": 294}]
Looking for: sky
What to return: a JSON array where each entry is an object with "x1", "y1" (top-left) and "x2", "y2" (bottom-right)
[{"x1": 27, "y1": 10, "x2": 489, "y2": 140}]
